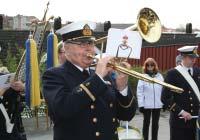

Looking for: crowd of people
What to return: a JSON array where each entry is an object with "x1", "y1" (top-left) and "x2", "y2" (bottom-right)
[{"x1": 0, "y1": 20, "x2": 199, "y2": 140}]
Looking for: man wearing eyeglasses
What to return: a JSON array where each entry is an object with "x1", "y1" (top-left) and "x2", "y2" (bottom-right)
[
  {"x1": 42, "y1": 21, "x2": 137, "y2": 140},
  {"x1": 161, "y1": 45, "x2": 200, "y2": 140}
]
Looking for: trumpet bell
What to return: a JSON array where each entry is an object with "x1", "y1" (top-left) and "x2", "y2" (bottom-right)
[{"x1": 137, "y1": 8, "x2": 162, "y2": 43}]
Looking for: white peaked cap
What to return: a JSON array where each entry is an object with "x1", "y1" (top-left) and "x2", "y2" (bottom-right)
[{"x1": 56, "y1": 21, "x2": 96, "y2": 35}]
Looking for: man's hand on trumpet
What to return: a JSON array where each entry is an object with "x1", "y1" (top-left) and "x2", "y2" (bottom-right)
[
  {"x1": 95, "y1": 56, "x2": 113, "y2": 78},
  {"x1": 95, "y1": 56, "x2": 131, "y2": 92}
]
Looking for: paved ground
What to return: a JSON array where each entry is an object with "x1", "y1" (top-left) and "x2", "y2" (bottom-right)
[
  {"x1": 24, "y1": 111, "x2": 170, "y2": 140},
  {"x1": 130, "y1": 111, "x2": 170, "y2": 140}
]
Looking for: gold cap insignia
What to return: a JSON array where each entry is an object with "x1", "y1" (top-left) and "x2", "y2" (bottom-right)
[{"x1": 82, "y1": 24, "x2": 92, "y2": 36}]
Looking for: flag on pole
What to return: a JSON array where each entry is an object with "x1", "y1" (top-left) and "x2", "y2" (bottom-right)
[
  {"x1": 47, "y1": 31, "x2": 58, "y2": 69},
  {"x1": 25, "y1": 35, "x2": 41, "y2": 108}
]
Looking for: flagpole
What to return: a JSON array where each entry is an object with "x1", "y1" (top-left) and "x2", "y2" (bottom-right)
[{"x1": 35, "y1": 107, "x2": 39, "y2": 128}]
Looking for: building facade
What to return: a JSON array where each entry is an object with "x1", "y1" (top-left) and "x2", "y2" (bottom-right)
[
  {"x1": 13, "y1": 15, "x2": 37, "y2": 30},
  {"x1": 0, "y1": 14, "x2": 38, "y2": 30}
]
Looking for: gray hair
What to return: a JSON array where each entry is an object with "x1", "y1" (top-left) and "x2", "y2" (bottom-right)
[{"x1": 176, "y1": 54, "x2": 182, "y2": 65}]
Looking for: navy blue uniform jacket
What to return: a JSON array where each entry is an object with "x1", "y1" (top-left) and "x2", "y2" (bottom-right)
[
  {"x1": 0, "y1": 88, "x2": 25, "y2": 140},
  {"x1": 161, "y1": 67, "x2": 200, "y2": 128},
  {"x1": 42, "y1": 61, "x2": 137, "y2": 140}
]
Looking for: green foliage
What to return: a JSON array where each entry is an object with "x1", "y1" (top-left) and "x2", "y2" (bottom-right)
[
  {"x1": 39, "y1": 57, "x2": 47, "y2": 87},
  {"x1": 161, "y1": 70, "x2": 168, "y2": 78},
  {"x1": 2, "y1": 43, "x2": 25, "y2": 73},
  {"x1": 6, "y1": 48, "x2": 18, "y2": 72},
  {"x1": 128, "y1": 66, "x2": 143, "y2": 93},
  {"x1": 0, "y1": 59, "x2": 3, "y2": 67},
  {"x1": 15, "y1": 46, "x2": 25, "y2": 63},
  {"x1": 128, "y1": 66, "x2": 167, "y2": 93}
]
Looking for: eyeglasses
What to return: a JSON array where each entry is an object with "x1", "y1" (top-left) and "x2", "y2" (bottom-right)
[
  {"x1": 67, "y1": 40, "x2": 95, "y2": 46},
  {"x1": 146, "y1": 63, "x2": 155, "y2": 67}
]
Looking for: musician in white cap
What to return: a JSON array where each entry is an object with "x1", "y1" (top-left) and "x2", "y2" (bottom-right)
[
  {"x1": 161, "y1": 45, "x2": 200, "y2": 140},
  {"x1": 42, "y1": 21, "x2": 137, "y2": 140}
]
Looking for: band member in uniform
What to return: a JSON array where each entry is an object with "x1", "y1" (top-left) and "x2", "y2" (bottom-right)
[
  {"x1": 161, "y1": 45, "x2": 200, "y2": 140},
  {"x1": 0, "y1": 69, "x2": 26, "y2": 140},
  {"x1": 42, "y1": 21, "x2": 137, "y2": 140}
]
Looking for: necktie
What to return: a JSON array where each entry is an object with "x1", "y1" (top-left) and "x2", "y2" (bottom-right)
[
  {"x1": 188, "y1": 69, "x2": 192, "y2": 76},
  {"x1": 82, "y1": 69, "x2": 89, "y2": 80}
]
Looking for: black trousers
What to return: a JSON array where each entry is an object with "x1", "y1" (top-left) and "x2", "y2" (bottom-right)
[
  {"x1": 170, "y1": 127, "x2": 196, "y2": 140},
  {"x1": 142, "y1": 108, "x2": 161, "y2": 140}
]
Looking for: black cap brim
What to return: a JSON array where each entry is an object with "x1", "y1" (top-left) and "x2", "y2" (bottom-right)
[
  {"x1": 183, "y1": 54, "x2": 199, "y2": 58},
  {"x1": 73, "y1": 36, "x2": 95, "y2": 42}
]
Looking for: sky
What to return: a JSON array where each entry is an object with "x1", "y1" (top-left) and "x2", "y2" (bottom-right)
[{"x1": 1, "y1": 0, "x2": 200, "y2": 29}]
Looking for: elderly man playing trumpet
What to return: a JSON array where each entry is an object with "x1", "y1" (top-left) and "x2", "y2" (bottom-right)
[{"x1": 42, "y1": 21, "x2": 137, "y2": 140}]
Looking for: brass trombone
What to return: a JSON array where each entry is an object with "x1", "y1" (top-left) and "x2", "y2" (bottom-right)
[
  {"x1": 88, "y1": 54, "x2": 184, "y2": 93},
  {"x1": 90, "y1": 7, "x2": 183, "y2": 93}
]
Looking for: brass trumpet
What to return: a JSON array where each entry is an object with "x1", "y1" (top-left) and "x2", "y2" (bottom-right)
[{"x1": 88, "y1": 54, "x2": 184, "y2": 93}]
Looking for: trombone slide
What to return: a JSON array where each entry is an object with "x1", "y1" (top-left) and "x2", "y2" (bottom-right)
[{"x1": 88, "y1": 54, "x2": 184, "y2": 94}]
